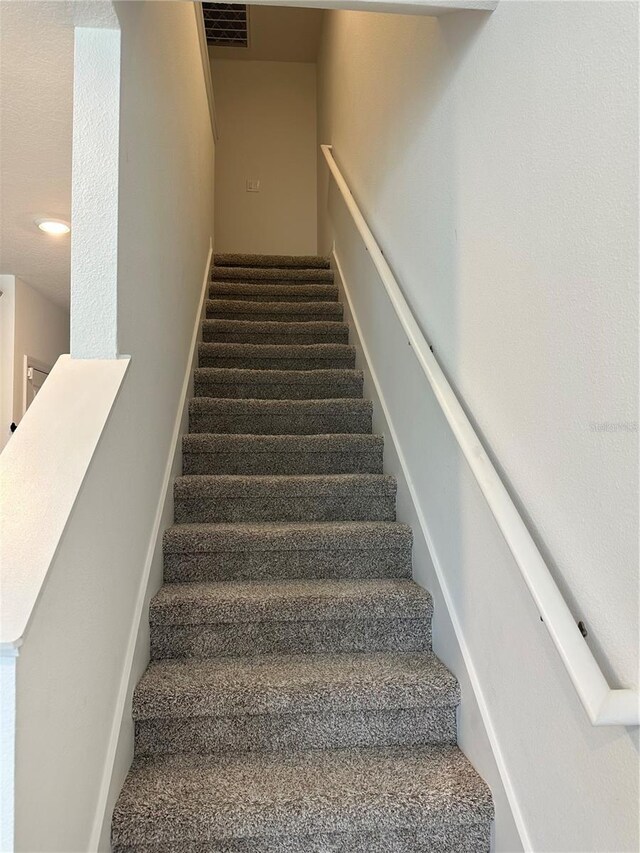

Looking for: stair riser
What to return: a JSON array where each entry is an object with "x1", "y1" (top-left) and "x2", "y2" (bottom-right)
[
  {"x1": 174, "y1": 495, "x2": 396, "y2": 524},
  {"x1": 209, "y1": 287, "x2": 338, "y2": 302},
  {"x1": 164, "y1": 547, "x2": 412, "y2": 582},
  {"x1": 183, "y1": 449, "x2": 383, "y2": 475},
  {"x1": 113, "y1": 825, "x2": 490, "y2": 853},
  {"x1": 135, "y1": 707, "x2": 456, "y2": 756},
  {"x1": 203, "y1": 328, "x2": 349, "y2": 345},
  {"x1": 189, "y1": 412, "x2": 372, "y2": 435},
  {"x1": 207, "y1": 307, "x2": 343, "y2": 322},
  {"x1": 198, "y1": 355, "x2": 356, "y2": 371},
  {"x1": 151, "y1": 618, "x2": 431, "y2": 659},
  {"x1": 193, "y1": 379, "x2": 363, "y2": 400}
]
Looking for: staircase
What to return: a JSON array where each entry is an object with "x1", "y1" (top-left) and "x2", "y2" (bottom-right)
[{"x1": 111, "y1": 254, "x2": 493, "y2": 852}]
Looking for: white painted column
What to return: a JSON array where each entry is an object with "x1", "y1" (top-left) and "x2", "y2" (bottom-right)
[{"x1": 70, "y1": 28, "x2": 121, "y2": 359}]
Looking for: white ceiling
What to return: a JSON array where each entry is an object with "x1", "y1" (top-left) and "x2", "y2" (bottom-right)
[
  {"x1": 0, "y1": 2, "x2": 75, "y2": 309},
  {"x1": 0, "y1": 1, "x2": 115, "y2": 310},
  {"x1": 209, "y1": 5, "x2": 324, "y2": 63}
]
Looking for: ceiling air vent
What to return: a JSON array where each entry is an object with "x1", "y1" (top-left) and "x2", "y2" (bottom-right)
[{"x1": 202, "y1": 3, "x2": 249, "y2": 48}]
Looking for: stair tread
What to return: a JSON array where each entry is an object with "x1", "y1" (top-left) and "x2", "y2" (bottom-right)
[
  {"x1": 132, "y1": 651, "x2": 459, "y2": 720},
  {"x1": 207, "y1": 299, "x2": 343, "y2": 316},
  {"x1": 212, "y1": 265, "x2": 334, "y2": 282},
  {"x1": 164, "y1": 519, "x2": 411, "y2": 553},
  {"x1": 193, "y1": 368, "x2": 362, "y2": 400},
  {"x1": 203, "y1": 330, "x2": 349, "y2": 346},
  {"x1": 208, "y1": 287, "x2": 338, "y2": 307},
  {"x1": 149, "y1": 578, "x2": 432, "y2": 625},
  {"x1": 175, "y1": 473, "x2": 396, "y2": 498},
  {"x1": 190, "y1": 397, "x2": 371, "y2": 413},
  {"x1": 209, "y1": 282, "x2": 338, "y2": 297},
  {"x1": 194, "y1": 367, "x2": 362, "y2": 385},
  {"x1": 199, "y1": 342, "x2": 354, "y2": 359},
  {"x1": 182, "y1": 433, "x2": 383, "y2": 453},
  {"x1": 202, "y1": 315, "x2": 349, "y2": 344},
  {"x1": 215, "y1": 253, "x2": 330, "y2": 269},
  {"x1": 199, "y1": 342, "x2": 355, "y2": 371},
  {"x1": 189, "y1": 398, "x2": 372, "y2": 436},
  {"x1": 202, "y1": 318, "x2": 348, "y2": 334},
  {"x1": 112, "y1": 745, "x2": 493, "y2": 845}
]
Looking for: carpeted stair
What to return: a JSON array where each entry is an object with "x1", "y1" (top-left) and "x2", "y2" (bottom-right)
[{"x1": 112, "y1": 254, "x2": 493, "y2": 852}]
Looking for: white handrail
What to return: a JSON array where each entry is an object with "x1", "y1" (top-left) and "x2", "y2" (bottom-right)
[{"x1": 321, "y1": 143, "x2": 639, "y2": 727}]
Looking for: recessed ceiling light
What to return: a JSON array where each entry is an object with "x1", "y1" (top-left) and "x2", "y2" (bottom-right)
[{"x1": 35, "y1": 218, "x2": 70, "y2": 235}]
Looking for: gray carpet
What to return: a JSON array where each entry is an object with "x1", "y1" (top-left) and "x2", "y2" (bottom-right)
[{"x1": 112, "y1": 253, "x2": 493, "y2": 851}]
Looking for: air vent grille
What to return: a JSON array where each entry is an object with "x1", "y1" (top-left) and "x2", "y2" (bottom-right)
[{"x1": 203, "y1": 3, "x2": 249, "y2": 47}]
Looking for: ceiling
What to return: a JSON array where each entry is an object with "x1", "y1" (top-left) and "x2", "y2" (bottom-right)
[
  {"x1": 209, "y1": 4, "x2": 324, "y2": 62},
  {"x1": 0, "y1": 1, "x2": 115, "y2": 311},
  {"x1": 0, "y1": 2, "x2": 75, "y2": 309}
]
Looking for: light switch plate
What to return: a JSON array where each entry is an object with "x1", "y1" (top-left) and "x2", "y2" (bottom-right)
[{"x1": 246, "y1": 179, "x2": 260, "y2": 193}]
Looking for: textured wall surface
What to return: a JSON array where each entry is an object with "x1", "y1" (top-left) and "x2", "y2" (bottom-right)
[
  {"x1": 318, "y1": 4, "x2": 638, "y2": 851},
  {"x1": 213, "y1": 59, "x2": 317, "y2": 256},
  {"x1": 70, "y1": 26, "x2": 120, "y2": 359}
]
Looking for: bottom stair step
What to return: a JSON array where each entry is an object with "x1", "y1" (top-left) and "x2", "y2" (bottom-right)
[
  {"x1": 112, "y1": 826, "x2": 491, "y2": 853},
  {"x1": 111, "y1": 745, "x2": 493, "y2": 852}
]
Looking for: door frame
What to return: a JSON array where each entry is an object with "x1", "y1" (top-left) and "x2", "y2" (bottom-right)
[{"x1": 22, "y1": 355, "x2": 52, "y2": 418}]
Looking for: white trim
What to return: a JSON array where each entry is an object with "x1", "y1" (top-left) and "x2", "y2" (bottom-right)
[
  {"x1": 21, "y1": 356, "x2": 52, "y2": 419},
  {"x1": 0, "y1": 654, "x2": 17, "y2": 853},
  {"x1": 322, "y1": 143, "x2": 638, "y2": 729},
  {"x1": 88, "y1": 240, "x2": 213, "y2": 850},
  {"x1": 332, "y1": 248, "x2": 532, "y2": 851}
]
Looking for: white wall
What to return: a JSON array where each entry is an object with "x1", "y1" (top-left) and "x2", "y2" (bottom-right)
[
  {"x1": 212, "y1": 59, "x2": 317, "y2": 255},
  {"x1": 0, "y1": 275, "x2": 70, "y2": 451},
  {"x1": 318, "y1": 5, "x2": 638, "y2": 851},
  {"x1": 11, "y1": 2, "x2": 215, "y2": 850}
]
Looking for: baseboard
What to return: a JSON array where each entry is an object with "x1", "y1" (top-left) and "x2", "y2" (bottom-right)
[
  {"x1": 89, "y1": 239, "x2": 213, "y2": 850},
  {"x1": 331, "y1": 248, "x2": 530, "y2": 853}
]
